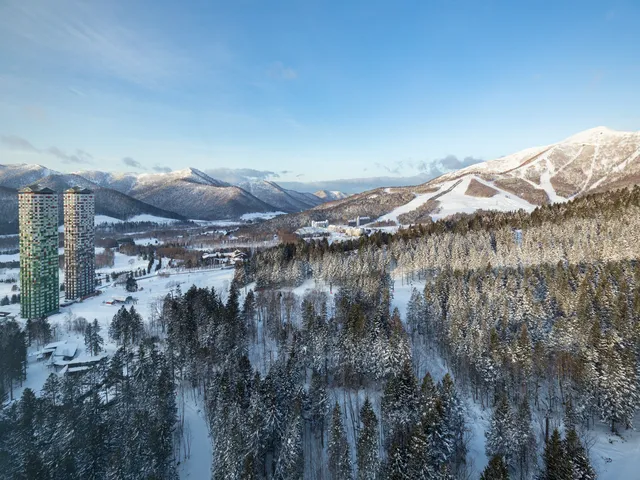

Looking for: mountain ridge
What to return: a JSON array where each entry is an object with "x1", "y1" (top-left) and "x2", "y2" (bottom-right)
[
  {"x1": 254, "y1": 126, "x2": 640, "y2": 231},
  {"x1": 0, "y1": 164, "x2": 345, "y2": 225}
]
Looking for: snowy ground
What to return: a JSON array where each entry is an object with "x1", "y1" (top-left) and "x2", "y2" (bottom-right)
[
  {"x1": 94, "y1": 214, "x2": 182, "y2": 225},
  {"x1": 0, "y1": 252, "x2": 19, "y2": 262},
  {"x1": 240, "y1": 211, "x2": 286, "y2": 221},
  {"x1": 6, "y1": 248, "x2": 640, "y2": 478},
  {"x1": 1, "y1": 255, "x2": 234, "y2": 479},
  {"x1": 176, "y1": 387, "x2": 212, "y2": 479}
]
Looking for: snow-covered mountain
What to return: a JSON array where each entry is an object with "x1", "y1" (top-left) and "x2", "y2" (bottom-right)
[
  {"x1": 79, "y1": 168, "x2": 339, "y2": 219},
  {"x1": 0, "y1": 164, "x2": 340, "y2": 224},
  {"x1": 314, "y1": 190, "x2": 349, "y2": 201},
  {"x1": 78, "y1": 167, "x2": 274, "y2": 220},
  {"x1": 0, "y1": 165, "x2": 184, "y2": 228},
  {"x1": 429, "y1": 126, "x2": 640, "y2": 203},
  {"x1": 0, "y1": 163, "x2": 55, "y2": 189},
  {"x1": 238, "y1": 180, "x2": 324, "y2": 213},
  {"x1": 257, "y1": 126, "x2": 640, "y2": 230}
]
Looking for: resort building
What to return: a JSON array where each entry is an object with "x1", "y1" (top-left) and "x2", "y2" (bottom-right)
[
  {"x1": 64, "y1": 187, "x2": 96, "y2": 300},
  {"x1": 18, "y1": 185, "x2": 60, "y2": 319}
]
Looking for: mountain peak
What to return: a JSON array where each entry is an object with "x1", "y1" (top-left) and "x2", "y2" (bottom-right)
[{"x1": 563, "y1": 126, "x2": 631, "y2": 144}]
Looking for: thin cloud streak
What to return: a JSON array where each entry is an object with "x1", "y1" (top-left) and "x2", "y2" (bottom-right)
[
  {"x1": 122, "y1": 157, "x2": 145, "y2": 169},
  {"x1": 0, "y1": 0, "x2": 200, "y2": 89},
  {"x1": 1, "y1": 134, "x2": 93, "y2": 165},
  {"x1": 267, "y1": 61, "x2": 298, "y2": 80}
]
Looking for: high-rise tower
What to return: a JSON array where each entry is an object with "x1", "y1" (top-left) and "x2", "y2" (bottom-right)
[
  {"x1": 18, "y1": 185, "x2": 60, "y2": 319},
  {"x1": 64, "y1": 187, "x2": 96, "y2": 300}
]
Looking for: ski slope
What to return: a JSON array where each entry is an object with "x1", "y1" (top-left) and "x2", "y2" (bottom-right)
[{"x1": 377, "y1": 176, "x2": 536, "y2": 224}]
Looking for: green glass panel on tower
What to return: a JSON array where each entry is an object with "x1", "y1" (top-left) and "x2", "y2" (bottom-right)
[{"x1": 18, "y1": 185, "x2": 60, "y2": 319}]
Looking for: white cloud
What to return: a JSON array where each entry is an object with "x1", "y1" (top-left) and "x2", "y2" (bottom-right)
[
  {"x1": 122, "y1": 157, "x2": 145, "y2": 169},
  {"x1": 0, "y1": 0, "x2": 199, "y2": 88},
  {"x1": 1, "y1": 134, "x2": 93, "y2": 164},
  {"x1": 267, "y1": 61, "x2": 298, "y2": 80}
]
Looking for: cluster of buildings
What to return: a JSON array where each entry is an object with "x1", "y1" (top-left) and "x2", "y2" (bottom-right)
[
  {"x1": 18, "y1": 185, "x2": 96, "y2": 319},
  {"x1": 296, "y1": 220, "x2": 367, "y2": 240},
  {"x1": 202, "y1": 249, "x2": 247, "y2": 266}
]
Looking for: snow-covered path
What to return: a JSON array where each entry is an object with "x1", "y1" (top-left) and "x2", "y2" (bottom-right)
[{"x1": 177, "y1": 389, "x2": 212, "y2": 479}]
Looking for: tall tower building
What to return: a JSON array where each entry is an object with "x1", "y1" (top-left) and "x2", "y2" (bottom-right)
[
  {"x1": 64, "y1": 187, "x2": 96, "y2": 300},
  {"x1": 18, "y1": 186, "x2": 60, "y2": 319}
]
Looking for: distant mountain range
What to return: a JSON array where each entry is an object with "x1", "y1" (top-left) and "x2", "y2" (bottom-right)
[
  {"x1": 257, "y1": 126, "x2": 640, "y2": 231},
  {"x1": 0, "y1": 164, "x2": 348, "y2": 230},
  {"x1": 4, "y1": 126, "x2": 639, "y2": 234}
]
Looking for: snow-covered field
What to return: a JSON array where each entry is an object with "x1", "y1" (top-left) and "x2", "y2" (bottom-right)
[
  {"x1": 94, "y1": 214, "x2": 181, "y2": 225},
  {"x1": 430, "y1": 176, "x2": 535, "y2": 221},
  {"x1": 0, "y1": 252, "x2": 19, "y2": 262},
  {"x1": 240, "y1": 211, "x2": 286, "y2": 221}
]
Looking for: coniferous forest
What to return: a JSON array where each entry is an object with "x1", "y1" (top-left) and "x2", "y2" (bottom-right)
[{"x1": 4, "y1": 186, "x2": 640, "y2": 478}]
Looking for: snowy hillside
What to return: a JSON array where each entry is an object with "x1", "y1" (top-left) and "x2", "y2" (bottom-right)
[
  {"x1": 257, "y1": 126, "x2": 640, "y2": 231},
  {"x1": 0, "y1": 166, "x2": 185, "y2": 229},
  {"x1": 78, "y1": 169, "x2": 341, "y2": 220},
  {"x1": 379, "y1": 126, "x2": 640, "y2": 224},
  {"x1": 238, "y1": 180, "x2": 324, "y2": 213},
  {"x1": 77, "y1": 167, "x2": 272, "y2": 220},
  {"x1": 433, "y1": 126, "x2": 640, "y2": 201},
  {"x1": 314, "y1": 190, "x2": 349, "y2": 201}
]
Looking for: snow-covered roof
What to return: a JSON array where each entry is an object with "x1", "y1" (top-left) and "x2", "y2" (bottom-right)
[{"x1": 52, "y1": 353, "x2": 108, "y2": 368}]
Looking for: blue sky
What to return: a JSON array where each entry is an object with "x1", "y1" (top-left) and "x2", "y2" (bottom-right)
[{"x1": 0, "y1": 0, "x2": 639, "y2": 184}]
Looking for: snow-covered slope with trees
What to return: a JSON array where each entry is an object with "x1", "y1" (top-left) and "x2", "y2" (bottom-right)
[
  {"x1": 79, "y1": 169, "x2": 339, "y2": 219},
  {"x1": 314, "y1": 190, "x2": 349, "y2": 201},
  {"x1": 257, "y1": 126, "x2": 640, "y2": 231},
  {"x1": 0, "y1": 165, "x2": 185, "y2": 230},
  {"x1": 238, "y1": 180, "x2": 324, "y2": 213},
  {"x1": 79, "y1": 167, "x2": 273, "y2": 220}
]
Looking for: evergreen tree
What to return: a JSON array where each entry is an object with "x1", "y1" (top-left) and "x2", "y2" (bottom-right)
[
  {"x1": 308, "y1": 370, "x2": 328, "y2": 446},
  {"x1": 382, "y1": 361, "x2": 419, "y2": 448},
  {"x1": 357, "y1": 397, "x2": 379, "y2": 480},
  {"x1": 541, "y1": 428, "x2": 571, "y2": 480},
  {"x1": 16, "y1": 388, "x2": 46, "y2": 479},
  {"x1": 481, "y1": 455, "x2": 510, "y2": 480},
  {"x1": 274, "y1": 415, "x2": 304, "y2": 480},
  {"x1": 329, "y1": 403, "x2": 353, "y2": 480},
  {"x1": 84, "y1": 319, "x2": 104, "y2": 356},
  {"x1": 485, "y1": 394, "x2": 516, "y2": 468},
  {"x1": 514, "y1": 398, "x2": 537, "y2": 479},
  {"x1": 125, "y1": 274, "x2": 138, "y2": 292},
  {"x1": 564, "y1": 428, "x2": 596, "y2": 480},
  {"x1": 0, "y1": 320, "x2": 27, "y2": 401},
  {"x1": 439, "y1": 373, "x2": 466, "y2": 467}
]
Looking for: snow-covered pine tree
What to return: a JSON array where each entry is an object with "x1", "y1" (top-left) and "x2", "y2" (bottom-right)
[
  {"x1": 308, "y1": 369, "x2": 328, "y2": 447},
  {"x1": 480, "y1": 455, "x2": 509, "y2": 480},
  {"x1": 598, "y1": 330, "x2": 638, "y2": 432},
  {"x1": 274, "y1": 414, "x2": 304, "y2": 480},
  {"x1": 485, "y1": 394, "x2": 516, "y2": 468},
  {"x1": 439, "y1": 373, "x2": 466, "y2": 468},
  {"x1": 16, "y1": 388, "x2": 46, "y2": 479},
  {"x1": 406, "y1": 287, "x2": 425, "y2": 341},
  {"x1": 329, "y1": 402, "x2": 353, "y2": 480},
  {"x1": 514, "y1": 398, "x2": 537, "y2": 479},
  {"x1": 356, "y1": 397, "x2": 379, "y2": 480},
  {"x1": 564, "y1": 428, "x2": 596, "y2": 480},
  {"x1": 382, "y1": 361, "x2": 419, "y2": 448},
  {"x1": 541, "y1": 428, "x2": 571, "y2": 480}
]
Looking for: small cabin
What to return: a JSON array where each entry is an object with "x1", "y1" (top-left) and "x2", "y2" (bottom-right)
[{"x1": 37, "y1": 341, "x2": 78, "y2": 362}]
